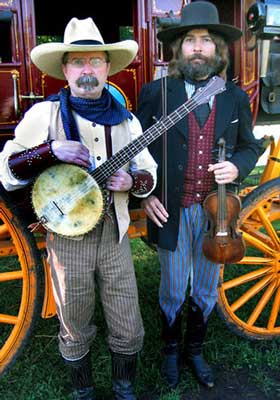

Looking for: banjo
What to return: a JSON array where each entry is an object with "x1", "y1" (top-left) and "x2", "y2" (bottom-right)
[{"x1": 32, "y1": 76, "x2": 226, "y2": 237}]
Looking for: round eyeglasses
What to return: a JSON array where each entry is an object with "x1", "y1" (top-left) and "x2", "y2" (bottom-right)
[{"x1": 68, "y1": 57, "x2": 108, "y2": 68}]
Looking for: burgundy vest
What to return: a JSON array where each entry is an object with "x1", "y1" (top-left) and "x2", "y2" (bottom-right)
[{"x1": 181, "y1": 101, "x2": 216, "y2": 208}]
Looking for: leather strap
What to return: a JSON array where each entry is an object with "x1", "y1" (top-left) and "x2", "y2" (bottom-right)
[
  {"x1": 8, "y1": 140, "x2": 59, "y2": 180},
  {"x1": 128, "y1": 169, "x2": 154, "y2": 195}
]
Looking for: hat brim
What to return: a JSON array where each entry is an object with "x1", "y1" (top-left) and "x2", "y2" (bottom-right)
[
  {"x1": 30, "y1": 40, "x2": 138, "y2": 80},
  {"x1": 157, "y1": 23, "x2": 242, "y2": 43}
]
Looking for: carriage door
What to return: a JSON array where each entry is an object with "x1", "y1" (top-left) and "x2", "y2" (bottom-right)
[{"x1": 0, "y1": 0, "x2": 40, "y2": 148}]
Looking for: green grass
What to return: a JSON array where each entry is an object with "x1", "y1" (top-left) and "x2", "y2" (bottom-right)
[
  {"x1": 240, "y1": 165, "x2": 264, "y2": 188},
  {"x1": 1, "y1": 238, "x2": 280, "y2": 399}
]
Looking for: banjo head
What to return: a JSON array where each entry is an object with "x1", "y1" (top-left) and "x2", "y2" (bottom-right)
[{"x1": 32, "y1": 164, "x2": 104, "y2": 236}]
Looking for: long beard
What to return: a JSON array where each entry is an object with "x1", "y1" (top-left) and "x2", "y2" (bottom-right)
[
  {"x1": 76, "y1": 75, "x2": 99, "y2": 91},
  {"x1": 178, "y1": 53, "x2": 224, "y2": 80}
]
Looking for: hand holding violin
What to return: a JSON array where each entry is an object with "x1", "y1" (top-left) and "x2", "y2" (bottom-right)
[{"x1": 208, "y1": 161, "x2": 239, "y2": 184}]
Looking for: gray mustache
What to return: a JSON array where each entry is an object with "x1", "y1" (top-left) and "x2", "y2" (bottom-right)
[{"x1": 76, "y1": 75, "x2": 99, "y2": 88}]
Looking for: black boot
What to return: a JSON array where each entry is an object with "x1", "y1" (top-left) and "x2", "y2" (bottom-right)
[
  {"x1": 184, "y1": 297, "x2": 214, "y2": 388},
  {"x1": 111, "y1": 351, "x2": 138, "y2": 400},
  {"x1": 160, "y1": 308, "x2": 183, "y2": 389},
  {"x1": 64, "y1": 352, "x2": 96, "y2": 400}
]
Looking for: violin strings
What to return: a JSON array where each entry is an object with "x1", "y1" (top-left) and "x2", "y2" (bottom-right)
[{"x1": 217, "y1": 142, "x2": 228, "y2": 233}]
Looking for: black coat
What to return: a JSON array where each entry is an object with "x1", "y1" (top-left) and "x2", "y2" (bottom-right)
[{"x1": 136, "y1": 77, "x2": 261, "y2": 251}]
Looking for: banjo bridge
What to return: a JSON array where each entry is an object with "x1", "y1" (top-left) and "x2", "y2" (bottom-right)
[{"x1": 52, "y1": 201, "x2": 65, "y2": 215}]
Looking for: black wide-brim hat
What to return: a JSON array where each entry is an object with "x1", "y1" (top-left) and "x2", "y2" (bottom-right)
[{"x1": 157, "y1": 1, "x2": 242, "y2": 43}]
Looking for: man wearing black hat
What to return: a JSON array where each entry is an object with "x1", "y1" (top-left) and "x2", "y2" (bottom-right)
[{"x1": 136, "y1": 1, "x2": 260, "y2": 390}]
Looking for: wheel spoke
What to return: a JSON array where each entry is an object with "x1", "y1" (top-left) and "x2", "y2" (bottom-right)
[
  {"x1": 242, "y1": 226, "x2": 276, "y2": 249},
  {"x1": 242, "y1": 231, "x2": 277, "y2": 256},
  {"x1": 247, "y1": 280, "x2": 277, "y2": 326},
  {"x1": 268, "y1": 286, "x2": 280, "y2": 330},
  {"x1": 0, "y1": 240, "x2": 17, "y2": 257},
  {"x1": 236, "y1": 256, "x2": 274, "y2": 265},
  {"x1": 0, "y1": 313, "x2": 18, "y2": 325},
  {"x1": 230, "y1": 274, "x2": 274, "y2": 312},
  {"x1": 256, "y1": 207, "x2": 280, "y2": 249},
  {"x1": 218, "y1": 179, "x2": 280, "y2": 339},
  {"x1": 0, "y1": 224, "x2": 10, "y2": 240},
  {"x1": 0, "y1": 190, "x2": 43, "y2": 375},
  {"x1": 0, "y1": 270, "x2": 23, "y2": 282},
  {"x1": 222, "y1": 266, "x2": 273, "y2": 290}
]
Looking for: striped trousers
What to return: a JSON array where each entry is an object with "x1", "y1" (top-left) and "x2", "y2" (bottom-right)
[
  {"x1": 158, "y1": 203, "x2": 221, "y2": 325},
  {"x1": 46, "y1": 211, "x2": 144, "y2": 361}
]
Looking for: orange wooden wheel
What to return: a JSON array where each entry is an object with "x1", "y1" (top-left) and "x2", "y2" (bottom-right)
[
  {"x1": 0, "y1": 188, "x2": 43, "y2": 375},
  {"x1": 217, "y1": 178, "x2": 280, "y2": 339}
]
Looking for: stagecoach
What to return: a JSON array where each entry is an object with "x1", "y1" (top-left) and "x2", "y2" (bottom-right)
[{"x1": 1, "y1": 0, "x2": 280, "y2": 376}]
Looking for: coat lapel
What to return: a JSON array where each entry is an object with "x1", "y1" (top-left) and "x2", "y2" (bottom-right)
[
  {"x1": 167, "y1": 78, "x2": 189, "y2": 139},
  {"x1": 166, "y1": 79, "x2": 235, "y2": 141}
]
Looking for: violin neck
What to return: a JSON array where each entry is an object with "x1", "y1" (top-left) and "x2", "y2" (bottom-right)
[
  {"x1": 216, "y1": 137, "x2": 228, "y2": 235},
  {"x1": 217, "y1": 178, "x2": 228, "y2": 236}
]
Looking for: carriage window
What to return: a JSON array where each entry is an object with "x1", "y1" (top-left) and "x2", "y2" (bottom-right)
[
  {"x1": 156, "y1": 13, "x2": 179, "y2": 62},
  {"x1": 0, "y1": 11, "x2": 13, "y2": 63},
  {"x1": 34, "y1": 1, "x2": 133, "y2": 44},
  {"x1": 153, "y1": 0, "x2": 183, "y2": 13},
  {"x1": 36, "y1": 36, "x2": 62, "y2": 45},
  {"x1": 119, "y1": 26, "x2": 133, "y2": 40}
]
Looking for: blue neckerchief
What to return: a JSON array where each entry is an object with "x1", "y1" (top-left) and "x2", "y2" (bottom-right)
[{"x1": 47, "y1": 87, "x2": 132, "y2": 141}]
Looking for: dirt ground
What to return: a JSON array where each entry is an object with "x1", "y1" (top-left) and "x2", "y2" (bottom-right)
[
  {"x1": 180, "y1": 367, "x2": 278, "y2": 400},
  {"x1": 138, "y1": 365, "x2": 280, "y2": 400}
]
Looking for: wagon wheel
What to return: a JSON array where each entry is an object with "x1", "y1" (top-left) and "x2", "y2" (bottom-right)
[
  {"x1": 0, "y1": 186, "x2": 44, "y2": 375},
  {"x1": 217, "y1": 177, "x2": 280, "y2": 340}
]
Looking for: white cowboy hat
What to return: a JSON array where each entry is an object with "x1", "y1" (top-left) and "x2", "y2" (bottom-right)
[{"x1": 31, "y1": 17, "x2": 138, "y2": 80}]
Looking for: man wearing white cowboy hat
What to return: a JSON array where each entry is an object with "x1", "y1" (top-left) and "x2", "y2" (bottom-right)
[
  {"x1": 137, "y1": 0, "x2": 260, "y2": 391},
  {"x1": 0, "y1": 17, "x2": 157, "y2": 400}
]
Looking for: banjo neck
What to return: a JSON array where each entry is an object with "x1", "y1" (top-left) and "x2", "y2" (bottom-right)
[{"x1": 91, "y1": 76, "x2": 226, "y2": 186}]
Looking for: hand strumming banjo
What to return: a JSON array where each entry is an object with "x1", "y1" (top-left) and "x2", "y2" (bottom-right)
[{"x1": 32, "y1": 76, "x2": 226, "y2": 237}]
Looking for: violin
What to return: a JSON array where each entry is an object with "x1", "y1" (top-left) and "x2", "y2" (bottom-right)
[{"x1": 202, "y1": 138, "x2": 246, "y2": 264}]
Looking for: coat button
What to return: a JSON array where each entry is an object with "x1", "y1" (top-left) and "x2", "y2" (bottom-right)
[{"x1": 178, "y1": 164, "x2": 183, "y2": 171}]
